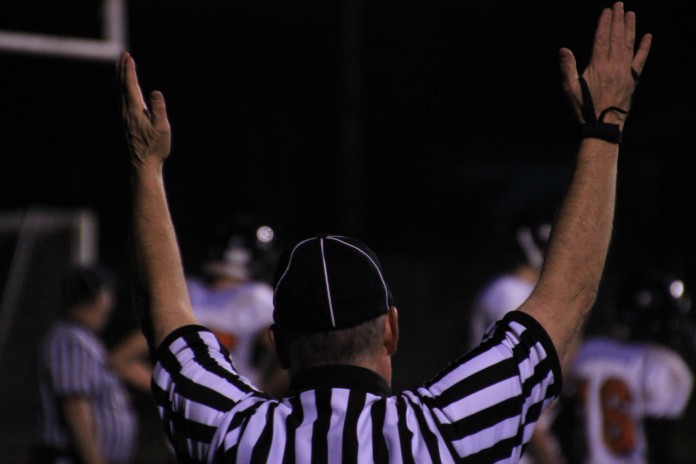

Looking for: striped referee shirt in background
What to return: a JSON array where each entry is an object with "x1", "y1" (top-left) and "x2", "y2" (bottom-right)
[
  {"x1": 153, "y1": 311, "x2": 561, "y2": 463},
  {"x1": 37, "y1": 320, "x2": 137, "y2": 463}
]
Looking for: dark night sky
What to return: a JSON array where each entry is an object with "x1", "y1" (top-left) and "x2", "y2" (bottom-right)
[{"x1": 1, "y1": 0, "x2": 695, "y2": 386}]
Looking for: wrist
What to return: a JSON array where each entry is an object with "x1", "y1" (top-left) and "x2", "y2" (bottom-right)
[
  {"x1": 576, "y1": 75, "x2": 629, "y2": 144},
  {"x1": 130, "y1": 160, "x2": 164, "y2": 179},
  {"x1": 579, "y1": 122, "x2": 623, "y2": 144}
]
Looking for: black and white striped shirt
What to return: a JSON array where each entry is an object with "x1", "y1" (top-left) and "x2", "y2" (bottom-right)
[
  {"x1": 37, "y1": 320, "x2": 137, "y2": 463},
  {"x1": 153, "y1": 311, "x2": 561, "y2": 463}
]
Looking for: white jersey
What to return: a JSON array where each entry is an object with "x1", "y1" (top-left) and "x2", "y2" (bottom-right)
[
  {"x1": 187, "y1": 279, "x2": 275, "y2": 386},
  {"x1": 568, "y1": 337, "x2": 694, "y2": 464},
  {"x1": 470, "y1": 273, "x2": 535, "y2": 350}
]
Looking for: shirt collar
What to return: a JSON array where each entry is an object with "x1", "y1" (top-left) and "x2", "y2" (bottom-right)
[{"x1": 287, "y1": 364, "x2": 391, "y2": 397}]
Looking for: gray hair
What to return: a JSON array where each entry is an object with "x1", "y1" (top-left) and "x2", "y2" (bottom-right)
[{"x1": 274, "y1": 315, "x2": 386, "y2": 373}]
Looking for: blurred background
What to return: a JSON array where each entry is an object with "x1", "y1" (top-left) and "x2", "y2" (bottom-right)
[{"x1": 0, "y1": 1, "x2": 694, "y2": 462}]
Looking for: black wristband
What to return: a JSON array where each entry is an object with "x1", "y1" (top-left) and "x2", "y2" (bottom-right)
[
  {"x1": 576, "y1": 75, "x2": 629, "y2": 144},
  {"x1": 579, "y1": 123, "x2": 622, "y2": 144}
]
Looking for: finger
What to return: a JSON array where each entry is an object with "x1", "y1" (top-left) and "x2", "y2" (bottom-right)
[
  {"x1": 118, "y1": 51, "x2": 129, "y2": 91},
  {"x1": 116, "y1": 52, "x2": 123, "y2": 83},
  {"x1": 117, "y1": 54, "x2": 125, "y2": 110},
  {"x1": 559, "y1": 47, "x2": 578, "y2": 83},
  {"x1": 609, "y1": 2, "x2": 625, "y2": 60},
  {"x1": 148, "y1": 91, "x2": 169, "y2": 129},
  {"x1": 624, "y1": 11, "x2": 636, "y2": 55},
  {"x1": 591, "y1": 7, "x2": 613, "y2": 62},
  {"x1": 631, "y1": 33, "x2": 653, "y2": 75},
  {"x1": 118, "y1": 52, "x2": 132, "y2": 113},
  {"x1": 123, "y1": 53, "x2": 148, "y2": 114}
]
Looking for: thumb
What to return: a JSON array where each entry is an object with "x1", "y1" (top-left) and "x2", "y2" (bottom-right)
[
  {"x1": 558, "y1": 48, "x2": 578, "y2": 88},
  {"x1": 149, "y1": 91, "x2": 169, "y2": 128}
]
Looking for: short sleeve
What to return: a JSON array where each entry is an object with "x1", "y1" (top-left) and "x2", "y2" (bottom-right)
[
  {"x1": 643, "y1": 346, "x2": 694, "y2": 418},
  {"x1": 417, "y1": 311, "x2": 562, "y2": 461},
  {"x1": 152, "y1": 325, "x2": 267, "y2": 461}
]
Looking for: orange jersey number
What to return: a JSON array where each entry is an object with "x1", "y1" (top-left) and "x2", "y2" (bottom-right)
[{"x1": 576, "y1": 377, "x2": 637, "y2": 456}]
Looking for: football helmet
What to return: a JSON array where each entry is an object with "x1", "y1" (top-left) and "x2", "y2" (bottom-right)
[
  {"x1": 514, "y1": 214, "x2": 553, "y2": 270},
  {"x1": 202, "y1": 214, "x2": 279, "y2": 283},
  {"x1": 616, "y1": 270, "x2": 693, "y2": 348}
]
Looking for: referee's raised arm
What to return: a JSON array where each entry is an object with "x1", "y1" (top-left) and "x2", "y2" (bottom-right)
[
  {"x1": 518, "y1": 2, "x2": 652, "y2": 360},
  {"x1": 117, "y1": 51, "x2": 197, "y2": 352}
]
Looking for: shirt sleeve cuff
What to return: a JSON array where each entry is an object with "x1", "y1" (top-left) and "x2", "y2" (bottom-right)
[
  {"x1": 153, "y1": 324, "x2": 212, "y2": 364},
  {"x1": 503, "y1": 311, "x2": 564, "y2": 396}
]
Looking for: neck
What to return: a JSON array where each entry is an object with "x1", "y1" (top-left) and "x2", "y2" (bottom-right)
[
  {"x1": 290, "y1": 353, "x2": 392, "y2": 386},
  {"x1": 287, "y1": 364, "x2": 392, "y2": 396},
  {"x1": 209, "y1": 276, "x2": 246, "y2": 290},
  {"x1": 67, "y1": 304, "x2": 103, "y2": 333}
]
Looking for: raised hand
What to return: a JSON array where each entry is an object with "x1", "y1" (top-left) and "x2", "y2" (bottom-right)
[
  {"x1": 560, "y1": 2, "x2": 652, "y2": 127},
  {"x1": 117, "y1": 51, "x2": 171, "y2": 170}
]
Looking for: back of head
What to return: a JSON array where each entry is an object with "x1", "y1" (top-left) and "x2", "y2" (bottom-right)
[
  {"x1": 271, "y1": 234, "x2": 394, "y2": 371},
  {"x1": 615, "y1": 269, "x2": 693, "y2": 350},
  {"x1": 61, "y1": 264, "x2": 114, "y2": 310}
]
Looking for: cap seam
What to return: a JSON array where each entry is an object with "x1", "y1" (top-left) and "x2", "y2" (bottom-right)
[
  {"x1": 327, "y1": 236, "x2": 390, "y2": 313},
  {"x1": 319, "y1": 237, "x2": 337, "y2": 328},
  {"x1": 274, "y1": 237, "x2": 315, "y2": 294}
]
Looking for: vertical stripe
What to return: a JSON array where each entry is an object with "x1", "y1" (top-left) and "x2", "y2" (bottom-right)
[
  {"x1": 406, "y1": 395, "x2": 441, "y2": 464},
  {"x1": 218, "y1": 400, "x2": 265, "y2": 462},
  {"x1": 264, "y1": 405, "x2": 288, "y2": 464},
  {"x1": 312, "y1": 388, "x2": 332, "y2": 464},
  {"x1": 396, "y1": 396, "x2": 416, "y2": 464},
  {"x1": 282, "y1": 396, "x2": 303, "y2": 464},
  {"x1": 342, "y1": 390, "x2": 365, "y2": 464},
  {"x1": 356, "y1": 397, "x2": 374, "y2": 463},
  {"x1": 230, "y1": 402, "x2": 270, "y2": 463},
  {"x1": 250, "y1": 402, "x2": 279, "y2": 463},
  {"x1": 328, "y1": 389, "x2": 348, "y2": 464},
  {"x1": 295, "y1": 391, "x2": 318, "y2": 461},
  {"x1": 370, "y1": 398, "x2": 388, "y2": 463}
]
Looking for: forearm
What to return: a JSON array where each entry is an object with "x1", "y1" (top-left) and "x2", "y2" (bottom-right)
[
  {"x1": 61, "y1": 397, "x2": 106, "y2": 464},
  {"x1": 521, "y1": 138, "x2": 618, "y2": 358},
  {"x1": 130, "y1": 167, "x2": 197, "y2": 350}
]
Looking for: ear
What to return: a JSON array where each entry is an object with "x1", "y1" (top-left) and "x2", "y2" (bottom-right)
[
  {"x1": 384, "y1": 306, "x2": 399, "y2": 356},
  {"x1": 269, "y1": 324, "x2": 291, "y2": 369}
]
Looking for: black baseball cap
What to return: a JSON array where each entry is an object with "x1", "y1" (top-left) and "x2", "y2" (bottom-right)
[{"x1": 272, "y1": 235, "x2": 393, "y2": 332}]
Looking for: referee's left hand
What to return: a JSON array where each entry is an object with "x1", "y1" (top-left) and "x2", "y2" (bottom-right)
[{"x1": 559, "y1": 2, "x2": 652, "y2": 127}]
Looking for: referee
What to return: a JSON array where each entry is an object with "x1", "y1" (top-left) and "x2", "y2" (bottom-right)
[
  {"x1": 118, "y1": 3, "x2": 651, "y2": 462},
  {"x1": 34, "y1": 266, "x2": 137, "y2": 464}
]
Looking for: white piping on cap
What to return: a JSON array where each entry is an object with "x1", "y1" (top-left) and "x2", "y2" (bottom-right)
[
  {"x1": 319, "y1": 237, "x2": 336, "y2": 328},
  {"x1": 274, "y1": 237, "x2": 315, "y2": 293},
  {"x1": 328, "y1": 236, "x2": 390, "y2": 312}
]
